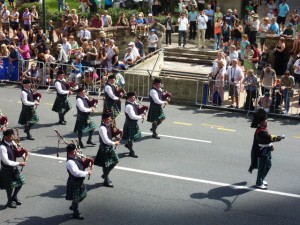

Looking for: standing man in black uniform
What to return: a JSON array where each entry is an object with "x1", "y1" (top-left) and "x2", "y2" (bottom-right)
[
  {"x1": 122, "y1": 92, "x2": 144, "y2": 158},
  {"x1": 18, "y1": 79, "x2": 39, "y2": 140},
  {"x1": 94, "y1": 113, "x2": 120, "y2": 187},
  {"x1": 74, "y1": 88, "x2": 97, "y2": 148},
  {"x1": 147, "y1": 78, "x2": 168, "y2": 139},
  {"x1": 0, "y1": 129, "x2": 27, "y2": 208},
  {"x1": 66, "y1": 144, "x2": 92, "y2": 220},
  {"x1": 249, "y1": 109, "x2": 284, "y2": 189},
  {"x1": 52, "y1": 72, "x2": 73, "y2": 125},
  {"x1": 103, "y1": 75, "x2": 122, "y2": 126}
]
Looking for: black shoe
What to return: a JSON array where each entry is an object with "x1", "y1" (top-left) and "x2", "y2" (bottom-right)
[
  {"x1": 129, "y1": 151, "x2": 138, "y2": 158},
  {"x1": 27, "y1": 134, "x2": 35, "y2": 140},
  {"x1": 103, "y1": 180, "x2": 114, "y2": 188},
  {"x1": 69, "y1": 205, "x2": 73, "y2": 211},
  {"x1": 73, "y1": 213, "x2": 85, "y2": 220},
  {"x1": 79, "y1": 142, "x2": 85, "y2": 149},
  {"x1": 124, "y1": 144, "x2": 129, "y2": 149},
  {"x1": 87, "y1": 140, "x2": 96, "y2": 145},
  {"x1": 12, "y1": 198, "x2": 22, "y2": 205},
  {"x1": 152, "y1": 134, "x2": 160, "y2": 139},
  {"x1": 58, "y1": 121, "x2": 66, "y2": 125},
  {"x1": 6, "y1": 201, "x2": 17, "y2": 208}
]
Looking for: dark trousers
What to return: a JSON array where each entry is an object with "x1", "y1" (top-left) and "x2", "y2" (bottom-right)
[
  {"x1": 189, "y1": 21, "x2": 197, "y2": 40},
  {"x1": 205, "y1": 20, "x2": 213, "y2": 39},
  {"x1": 249, "y1": 31, "x2": 258, "y2": 45},
  {"x1": 178, "y1": 31, "x2": 187, "y2": 47},
  {"x1": 166, "y1": 30, "x2": 172, "y2": 45},
  {"x1": 256, "y1": 151, "x2": 272, "y2": 186}
]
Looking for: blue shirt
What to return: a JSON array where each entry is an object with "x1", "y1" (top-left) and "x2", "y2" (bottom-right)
[
  {"x1": 278, "y1": 3, "x2": 289, "y2": 17},
  {"x1": 205, "y1": 9, "x2": 214, "y2": 21},
  {"x1": 269, "y1": 22, "x2": 280, "y2": 34},
  {"x1": 71, "y1": 62, "x2": 83, "y2": 74},
  {"x1": 188, "y1": 11, "x2": 198, "y2": 21}
]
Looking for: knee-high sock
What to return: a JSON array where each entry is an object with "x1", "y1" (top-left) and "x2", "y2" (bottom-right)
[
  {"x1": 72, "y1": 201, "x2": 79, "y2": 214},
  {"x1": 12, "y1": 186, "x2": 22, "y2": 200},
  {"x1": 87, "y1": 130, "x2": 94, "y2": 142},
  {"x1": 6, "y1": 189, "x2": 13, "y2": 203}
]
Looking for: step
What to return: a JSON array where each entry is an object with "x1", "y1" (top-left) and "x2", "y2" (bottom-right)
[
  {"x1": 164, "y1": 47, "x2": 219, "y2": 56},
  {"x1": 164, "y1": 56, "x2": 213, "y2": 65},
  {"x1": 164, "y1": 52, "x2": 216, "y2": 61}
]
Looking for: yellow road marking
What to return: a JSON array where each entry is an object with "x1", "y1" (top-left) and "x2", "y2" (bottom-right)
[
  {"x1": 174, "y1": 122, "x2": 192, "y2": 126},
  {"x1": 293, "y1": 136, "x2": 300, "y2": 139},
  {"x1": 44, "y1": 103, "x2": 53, "y2": 106},
  {"x1": 217, "y1": 128, "x2": 236, "y2": 132},
  {"x1": 201, "y1": 124, "x2": 224, "y2": 128},
  {"x1": 17, "y1": 101, "x2": 21, "y2": 104}
]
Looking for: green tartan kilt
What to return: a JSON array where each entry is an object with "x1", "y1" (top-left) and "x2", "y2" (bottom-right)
[
  {"x1": 74, "y1": 114, "x2": 97, "y2": 134},
  {"x1": 122, "y1": 120, "x2": 142, "y2": 141},
  {"x1": 52, "y1": 95, "x2": 72, "y2": 113},
  {"x1": 94, "y1": 145, "x2": 119, "y2": 168},
  {"x1": 0, "y1": 166, "x2": 25, "y2": 190},
  {"x1": 18, "y1": 106, "x2": 39, "y2": 126},
  {"x1": 65, "y1": 179, "x2": 87, "y2": 203},
  {"x1": 103, "y1": 100, "x2": 120, "y2": 119},
  {"x1": 147, "y1": 104, "x2": 166, "y2": 123}
]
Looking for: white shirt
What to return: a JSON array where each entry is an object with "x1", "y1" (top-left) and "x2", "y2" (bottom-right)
[
  {"x1": 293, "y1": 59, "x2": 300, "y2": 75},
  {"x1": 0, "y1": 140, "x2": 20, "y2": 167},
  {"x1": 62, "y1": 42, "x2": 72, "y2": 57},
  {"x1": 20, "y1": 89, "x2": 35, "y2": 106},
  {"x1": 105, "y1": 84, "x2": 119, "y2": 100},
  {"x1": 148, "y1": 34, "x2": 158, "y2": 48},
  {"x1": 211, "y1": 59, "x2": 227, "y2": 73},
  {"x1": 55, "y1": 80, "x2": 69, "y2": 95},
  {"x1": 197, "y1": 14, "x2": 208, "y2": 29},
  {"x1": 131, "y1": 47, "x2": 140, "y2": 59},
  {"x1": 123, "y1": 52, "x2": 134, "y2": 65},
  {"x1": 125, "y1": 102, "x2": 143, "y2": 120},
  {"x1": 150, "y1": 88, "x2": 165, "y2": 105},
  {"x1": 66, "y1": 159, "x2": 88, "y2": 177},
  {"x1": 98, "y1": 124, "x2": 115, "y2": 146},
  {"x1": 178, "y1": 17, "x2": 189, "y2": 31},
  {"x1": 1, "y1": 9, "x2": 10, "y2": 23},
  {"x1": 226, "y1": 65, "x2": 244, "y2": 86},
  {"x1": 76, "y1": 97, "x2": 92, "y2": 113},
  {"x1": 77, "y1": 29, "x2": 91, "y2": 40},
  {"x1": 11, "y1": 11, "x2": 19, "y2": 22}
]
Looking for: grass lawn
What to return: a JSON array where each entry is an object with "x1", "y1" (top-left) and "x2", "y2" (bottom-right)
[{"x1": 46, "y1": 0, "x2": 81, "y2": 13}]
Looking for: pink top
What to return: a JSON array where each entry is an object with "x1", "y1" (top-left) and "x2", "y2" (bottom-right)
[{"x1": 20, "y1": 44, "x2": 30, "y2": 59}]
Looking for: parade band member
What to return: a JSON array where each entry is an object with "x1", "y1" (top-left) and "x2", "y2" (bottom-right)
[
  {"x1": 18, "y1": 79, "x2": 39, "y2": 140},
  {"x1": 94, "y1": 113, "x2": 120, "y2": 187},
  {"x1": 52, "y1": 72, "x2": 73, "y2": 125},
  {"x1": 0, "y1": 129, "x2": 27, "y2": 208},
  {"x1": 66, "y1": 144, "x2": 92, "y2": 220},
  {"x1": 122, "y1": 92, "x2": 143, "y2": 158},
  {"x1": 74, "y1": 88, "x2": 97, "y2": 148},
  {"x1": 249, "y1": 109, "x2": 284, "y2": 190},
  {"x1": 104, "y1": 75, "x2": 121, "y2": 125},
  {"x1": 147, "y1": 78, "x2": 168, "y2": 139}
]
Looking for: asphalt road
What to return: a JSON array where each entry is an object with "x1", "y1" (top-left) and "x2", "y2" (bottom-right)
[{"x1": 0, "y1": 84, "x2": 300, "y2": 225}]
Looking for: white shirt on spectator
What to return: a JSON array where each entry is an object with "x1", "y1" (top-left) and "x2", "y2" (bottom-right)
[
  {"x1": 178, "y1": 17, "x2": 189, "y2": 31},
  {"x1": 77, "y1": 29, "x2": 91, "y2": 40},
  {"x1": 1, "y1": 9, "x2": 10, "y2": 23},
  {"x1": 197, "y1": 14, "x2": 208, "y2": 29},
  {"x1": 226, "y1": 65, "x2": 244, "y2": 86},
  {"x1": 62, "y1": 42, "x2": 72, "y2": 58}
]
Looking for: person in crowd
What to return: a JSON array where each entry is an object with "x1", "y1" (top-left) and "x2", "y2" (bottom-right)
[
  {"x1": 260, "y1": 64, "x2": 277, "y2": 95},
  {"x1": 69, "y1": 57, "x2": 83, "y2": 89},
  {"x1": 281, "y1": 23, "x2": 294, "y2": 38},
  {"x1": 204, "y1": 4, "x2": 214, "y2": 40},
  {"x1": 116, "y1": 12, "x2": 129, "y2": 26},
  {"x1": 177, "y1": 12, "x2": 188, "y2": 48},
  {"x1": 274, "y1": 37, "x2": 286, "y2": 75},
  {"x1": 128, "y1": 42, "x2": 141, "y2": 63},
  {"x1": 148, "y1": 28, "x2": 158, "y2": 53},
  {"x1": 211, "y1": 60, "x2": 226, "y2": 103},
  {"x1": 221, "y1": 21, "x2": 231, "y2": 48},
  {"x1": 232, "y1": 20, "x2": 243, "y2": 50},
  {"x1": 17, "y1": 39, "x2": 30, "y2": 70},
  {"x1": 214, "y1": 6, "x2": 223, "y2": 24},
  {"x1": 197, "y1": 9, "x2": 208, "y2": 49},
  {"x1": 223, "y1": 9, "x2": 235, "y2": 27},
  {"x1": 277, "y1": 0, "x2": 289, "y2": 31},
  {"x1": 258, "y1": 92, "x2": 272, "y2": 113},
  {"x1": 1, "y1": 5, "x2": 10, "y2": 35},
  {"x1": 90, "y1": 14, "x2": 103, "y2": 28},
  {"x1": 244, "y1": 44, "x2": 254, "y2": 73},
  {"x1": 149, "y1": 18, "x2": 166, "y2": 49},
  {"x1": 56, "y1": 44, "x2": 68, "y2": 75},
  {"x1": 228, "y1": 45, "x2": 239, "y2": 64},
  {"x1": 251, "y1": 43, "x2": 261, "y2": 74},
  {"x1": 269, "y1": 17, "x2": 280, "y2": 35},
  {"x1": 77, "y1": 25, "x2": 92, "y2": 44},
  {"x1": 188, "y1": 7, "x2": 197, "y2": 40},
  {"x1": 226, "y1": 59, "x2": 244, "y2": 109},
  {"x1": 265, "y1": 0, "x2": 276, "y2": 20},
  {"x1": 214, "y1": 18, "x2": 222, "y2": 50},
  {"x1": 102, "y1": 10, "x2": 112, "y2": 27},
  {"x1": 0, "y1": 129, "x2": 27, "y2": 208},
  {"x1": 293, "y1": 55, "x2": 300, "y2": 86},
  {"x1": 280, "y1": 70, "x2": 295, "y2": 114},
  {"x1": 165, "y1": 13, "x2": 173, "y2": 47},
  {"x1": 259, "y1": 17, "x2": 270, "y2": 52},
  {"x1": 10, "y1": 6, "x2": 19, "y2": 37},
  {"x1": 249, "y1": 14, "x2": 260, "y2": 45},
  {"x1": 243, "y1": 69, "x2": 258, "y2": 111}
]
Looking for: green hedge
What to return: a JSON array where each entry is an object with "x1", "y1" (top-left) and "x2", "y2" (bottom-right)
[{"x1": 17, "y1": 3, "x2": 178, "y2": 25}]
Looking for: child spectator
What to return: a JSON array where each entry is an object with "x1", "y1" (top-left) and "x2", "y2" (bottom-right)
[{"x1": 130, "y1": 14, "x2": 137, "y2": 33}]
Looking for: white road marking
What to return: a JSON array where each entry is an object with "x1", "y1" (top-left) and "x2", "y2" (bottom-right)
[
  {"x1": 30, "y1": 152, "x2": 300, "y2": 199},
  {"x1": 141, "y1": 132, "x2": 212, "y2": 143}
]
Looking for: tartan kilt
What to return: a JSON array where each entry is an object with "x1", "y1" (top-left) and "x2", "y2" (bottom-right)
[
  {"x1": 52, "y1": 95, "x2": 72, "y2": 113},
  {"x1": 122, "y1": 120, "x2": 142, "y2": 141},
  {"x1": 74, "y1": 114, "x2": 97, "y2": 134},
  {"x1": 65, "y1": 179, "x2": 87, "y2": 203},
  {"x1": 0, "y1": 166, "x2": 25, "y2": 190},
  {"x1": 94, "y1": 145, "x2": 119, "y2": 168},
  {"x1": 103, "y1": 100, "x2": 120, "y2": 119},
  {"x1": 147, "y1": 104, "x2": 166, "y2": 123},
  {"x1": 18, "y1": 106, "x2": 39, "y2": 126}
]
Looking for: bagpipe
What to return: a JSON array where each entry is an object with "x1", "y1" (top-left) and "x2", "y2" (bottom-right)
[
  {"x1": 87, "y1": 97, "x2": 99, "y2": 108},
  {"x1": 111, "y1": 124, "x2": 123, "y2": 141},
  {"x1": 162, "y1": 90, "x2": 172, "y2": 101},
  {"x1": 54, "y1": 129, "x2": 94, "y2": 179},
  {"x1": 135, "y1": 97, "x2": 149, "y2": 123},
  {"x1": 0, "y1": 111, "x2": 8, "y2": 130},
  {"x1": 115, "y1": 85, "x2": 126, "y2": 99},
  {"x1": 12, "y1": 128, "x2": 29, "y2": 171}
]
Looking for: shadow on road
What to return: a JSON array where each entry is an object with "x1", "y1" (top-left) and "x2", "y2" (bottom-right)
[
  {"x1": 10, "y1": 214, "x2": 71, "y2": 225},
  {"x1": 190, "y1": 181, "x2": 252, "y2": 212},
  {"x1": 27, "y1": 185, "x2": 65, "y2": 199}
]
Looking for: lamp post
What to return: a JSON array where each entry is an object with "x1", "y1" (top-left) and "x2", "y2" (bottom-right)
[{"x1": 42, "y1": 0, "x2": 46, "y2": 33}]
